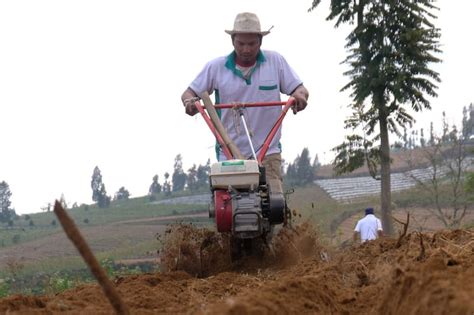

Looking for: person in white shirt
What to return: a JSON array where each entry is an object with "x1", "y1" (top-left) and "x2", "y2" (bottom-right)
[{"x1": 353, "y1": 207, "x2": 383, "y2": 243}]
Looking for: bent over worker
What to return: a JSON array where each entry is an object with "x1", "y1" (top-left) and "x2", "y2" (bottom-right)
[
  {"x1": 180, "y1": 12, "x2": 309, "y2": 195},
  {"x1": 353, "y1": 207, "x2": 384, "y2": 243}
]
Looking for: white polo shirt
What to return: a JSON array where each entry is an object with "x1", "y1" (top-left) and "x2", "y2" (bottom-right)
[
  {"x1": 354, "y1": 214, "x2": 383, "y2": 242},
  {"x1": 189, "y1": 50, "x2": 303, "y2": 160}
]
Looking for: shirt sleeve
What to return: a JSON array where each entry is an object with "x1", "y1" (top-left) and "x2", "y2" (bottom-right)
[
  {"x1": 189, "y1": 60, "x2": 216, "y2": 97},
  {"x1": 377, "y1": 219, "x2": 383, "y2": 231},
  {"x1": 276, "y1": 52, "x2": 303, "y2": 95},
  {"x1": 354, "y1": 221, "x2": 361, "y2": 232}
]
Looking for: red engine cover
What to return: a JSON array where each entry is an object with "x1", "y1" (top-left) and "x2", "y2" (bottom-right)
[{"x1": 214, "y1": 190, "x2": 232, "y2": 232}]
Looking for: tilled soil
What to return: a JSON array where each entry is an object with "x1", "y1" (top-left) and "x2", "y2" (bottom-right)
[{"x1": 1, "y1": 224, "x2": 473, "y2": 315}]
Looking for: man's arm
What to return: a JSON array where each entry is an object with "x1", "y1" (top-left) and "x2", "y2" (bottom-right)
[
  {"x1": 353, "y1": 231, "x2": 359, "y2": 243},
  {"x1": 290, "y1": 84, "x2": 309, "y2": 113},
  {"x1": 181, "y1": 88, "x2": 199, "y2": 116},
  {"x1": 377, "y1": 218, "x2": 384, "y2": 238}
]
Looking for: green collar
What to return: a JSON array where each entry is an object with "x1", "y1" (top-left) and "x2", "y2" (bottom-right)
[{"x1": 225, "y1": 50, "x2": 266, "y2": 84}]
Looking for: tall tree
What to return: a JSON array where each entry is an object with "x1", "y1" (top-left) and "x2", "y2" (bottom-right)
[
  {"x1": 310, "y1": 0, "x2": 442, "y2": 235},
  {"x1": 163, "y1": 172, "x2": 171, "y2": 196},
  {"x1": 187, "y1": 164, "x2": 198, "y2": 192},
  {"x1": 172, "y1": 154, "x2": 186, "y2": 192},
  {"x1": 284, "y1": 148, "x2": 316, "y2": 186},
  {"x1": 90, "y1": 166, "x2": 110, "y2": 208},
  {"x1": 296, "y1": 148, "x2": 315, "y2": 185},
  {"x1": 0, "y1": 181, "x2": 16, "y2": 223},
  {"x1": 91, "y1": 166, "x2": 103, "y2": 202},
  {"x1": 196, "y1": 159, "x2": 211, "y2": 190}
]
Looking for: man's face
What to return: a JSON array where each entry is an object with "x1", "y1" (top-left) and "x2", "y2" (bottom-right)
[{"x1": 232, "y1": 33, "x2": 261, "y2": 66}]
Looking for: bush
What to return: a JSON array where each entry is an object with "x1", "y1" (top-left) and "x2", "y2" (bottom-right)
[{"x1": 48, "y1": 273, "x2": 75, "y2": 294}]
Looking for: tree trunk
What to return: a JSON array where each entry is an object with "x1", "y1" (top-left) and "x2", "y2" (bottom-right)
[{"x1": 379, "y1": 108, "x2": 394, "y2": 236}]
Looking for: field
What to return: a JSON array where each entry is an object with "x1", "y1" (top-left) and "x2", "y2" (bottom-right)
[
  {"x1": 1, "y1": 221, "x2": 473, "y2": 314},
  {"x1": 0, "y1": 180, "x2": 473, "y2": 313}
]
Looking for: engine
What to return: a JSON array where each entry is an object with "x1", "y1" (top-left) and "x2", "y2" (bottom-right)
[{"x1": 208, "y1": 160, "x2": 285, "y2": 239}]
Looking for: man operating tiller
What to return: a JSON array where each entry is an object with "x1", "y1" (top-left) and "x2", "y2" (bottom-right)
[{"x1": 181, "y1": 12, "x2": 309, "y2": 258}]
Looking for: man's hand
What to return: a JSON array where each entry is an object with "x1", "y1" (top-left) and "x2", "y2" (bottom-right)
[
  {"x1": 291, "y1": 85, "x2": 309, "y2": 114},
  {"x1": 183, "y1": 97, "x2": 200, "y2": 116},
  {"x1": 181, "y1": 88, "x2": 199, "y2": 116}
]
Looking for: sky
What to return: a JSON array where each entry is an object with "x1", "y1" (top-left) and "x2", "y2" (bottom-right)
[{"x1": 1, "y1": 1, "x2": 473, "y2": 215}]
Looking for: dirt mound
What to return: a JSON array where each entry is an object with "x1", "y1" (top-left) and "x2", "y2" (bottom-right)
[{"x1": 1, "y1": 226, "x2": 474, "y2": 314}]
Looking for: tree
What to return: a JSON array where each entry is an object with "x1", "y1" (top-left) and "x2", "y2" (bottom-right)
[
  {"x1": 310, "y1": 0, "x2": 442, "y2": 235},
  {"x1": 187, "y1": 164, "x2": 198, "y2": 192},
  {"x1": 171, "y1": 154, "x2": 186, "y2": 192},
  {"x1": 196, "y1": 159, "x2": 211, "y2": 190},
  {"x1": 296, "y1": 148, "x2": 315, "y2": 185},
  {"x1": 114, "y1": 187, "x2": 130, "y2": 201},
  {"x1": 284, "y1": 148, "x2": 316, "y2": 187},
  {"x1": 149, "y1": 175, "x2": 162, "y2": 195},
  {"x1": 312, "y1": 154, "x2": 321, "y2": 172},
  {"x1": 90, "y1": 166, "x2": 110, "y2": 208},
  {"x1": 420, "y1": 128, "x2": 426, "y2": 147},
  {"x1": 91, "y1": 166, "x2": 103, "y2": 202},
  {"x1": 0, "y1": 181, "x2": 16, "y2": 223},
  {"x1": 163, "y1": 172, "x2": 171, "y2": 196},
  {"x1": 462, "y1": 103, "x2": 474, "y2": 139},
  {"x1": 97, "y1": 185, "x2": 111, "y2": 208},
  {"x1": 407, "y1": 124, "x2": 471, "y2": 228}
]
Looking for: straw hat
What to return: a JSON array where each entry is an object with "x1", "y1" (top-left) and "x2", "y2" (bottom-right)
[{"x1": 225, "y1": 12, "x2": 272, "y2": 36}]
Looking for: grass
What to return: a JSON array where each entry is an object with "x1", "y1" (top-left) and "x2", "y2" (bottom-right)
[{"x1": 0, "y1": 195, "x2": 207, "y2": 249}]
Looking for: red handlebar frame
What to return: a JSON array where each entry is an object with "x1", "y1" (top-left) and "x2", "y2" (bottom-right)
[{"x1": 196, "y1": 97, "x2": 296, "y2": 164}]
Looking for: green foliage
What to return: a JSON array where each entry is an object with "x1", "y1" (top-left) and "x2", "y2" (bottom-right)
[
  {"x1": 114, "y1": 187, "x2": 130, "y2": 201},
  {"x1": 466, "y1": 172, "x2": 474, "y2": 200},
  {"x1": 0, "y1": 280, "x2": 10, "y2": 298},
  {"x1": 0, "y1": 181, "x2": 16, "y2": 224},
  {"x1": 100, "y1": 258, "x2": 115, "y2": 277},
  {"x1": 310, "y1": 0, "x2": 441, "y2": 174},
  {"x1": 172, "y1": 154, "x2": 186, "y2": 192},
  {"x1": 149, "y1": 175, "x2": 162, "y2": 197},
  {"x1": 186, "y1": 164, "x2": 198, "y2": 192},
  {"x1": 91, "y1": 166, "x2": 111, "y2": 208},
  {"x1": 285, "y1": 148, "x2": 317, "y2": 186},
  {"x1": 163, "y1": 172, "x2": 172, "y2": 196},
  {"x1": 47, "y1": 272, "x2": 75, "y2": 294},
  {"x1": 196, "y1": 159, "x2": 211, "y2": 189}
]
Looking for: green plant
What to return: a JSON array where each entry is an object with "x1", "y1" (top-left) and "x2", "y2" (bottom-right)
[
  {"x1": 47, "y1": 273, "x2": 75, "y2": 294},
  {"x1": 0, "y1": 280, "x2": 10, "y2": 298},
  {"x1": 100, "y1": 258, "x2": 115, "y2": 277}
]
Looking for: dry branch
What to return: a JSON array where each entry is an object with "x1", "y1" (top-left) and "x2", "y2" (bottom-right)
[
  {"x1": 54, "y1": 201, "x2": 130, "y2": 315},
  {"x1": 393, "y1": 213, "x2": 410, "y2": 248},
  {"x1": 416, "y1": 231, "x2": 426, "y2": 261}
]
